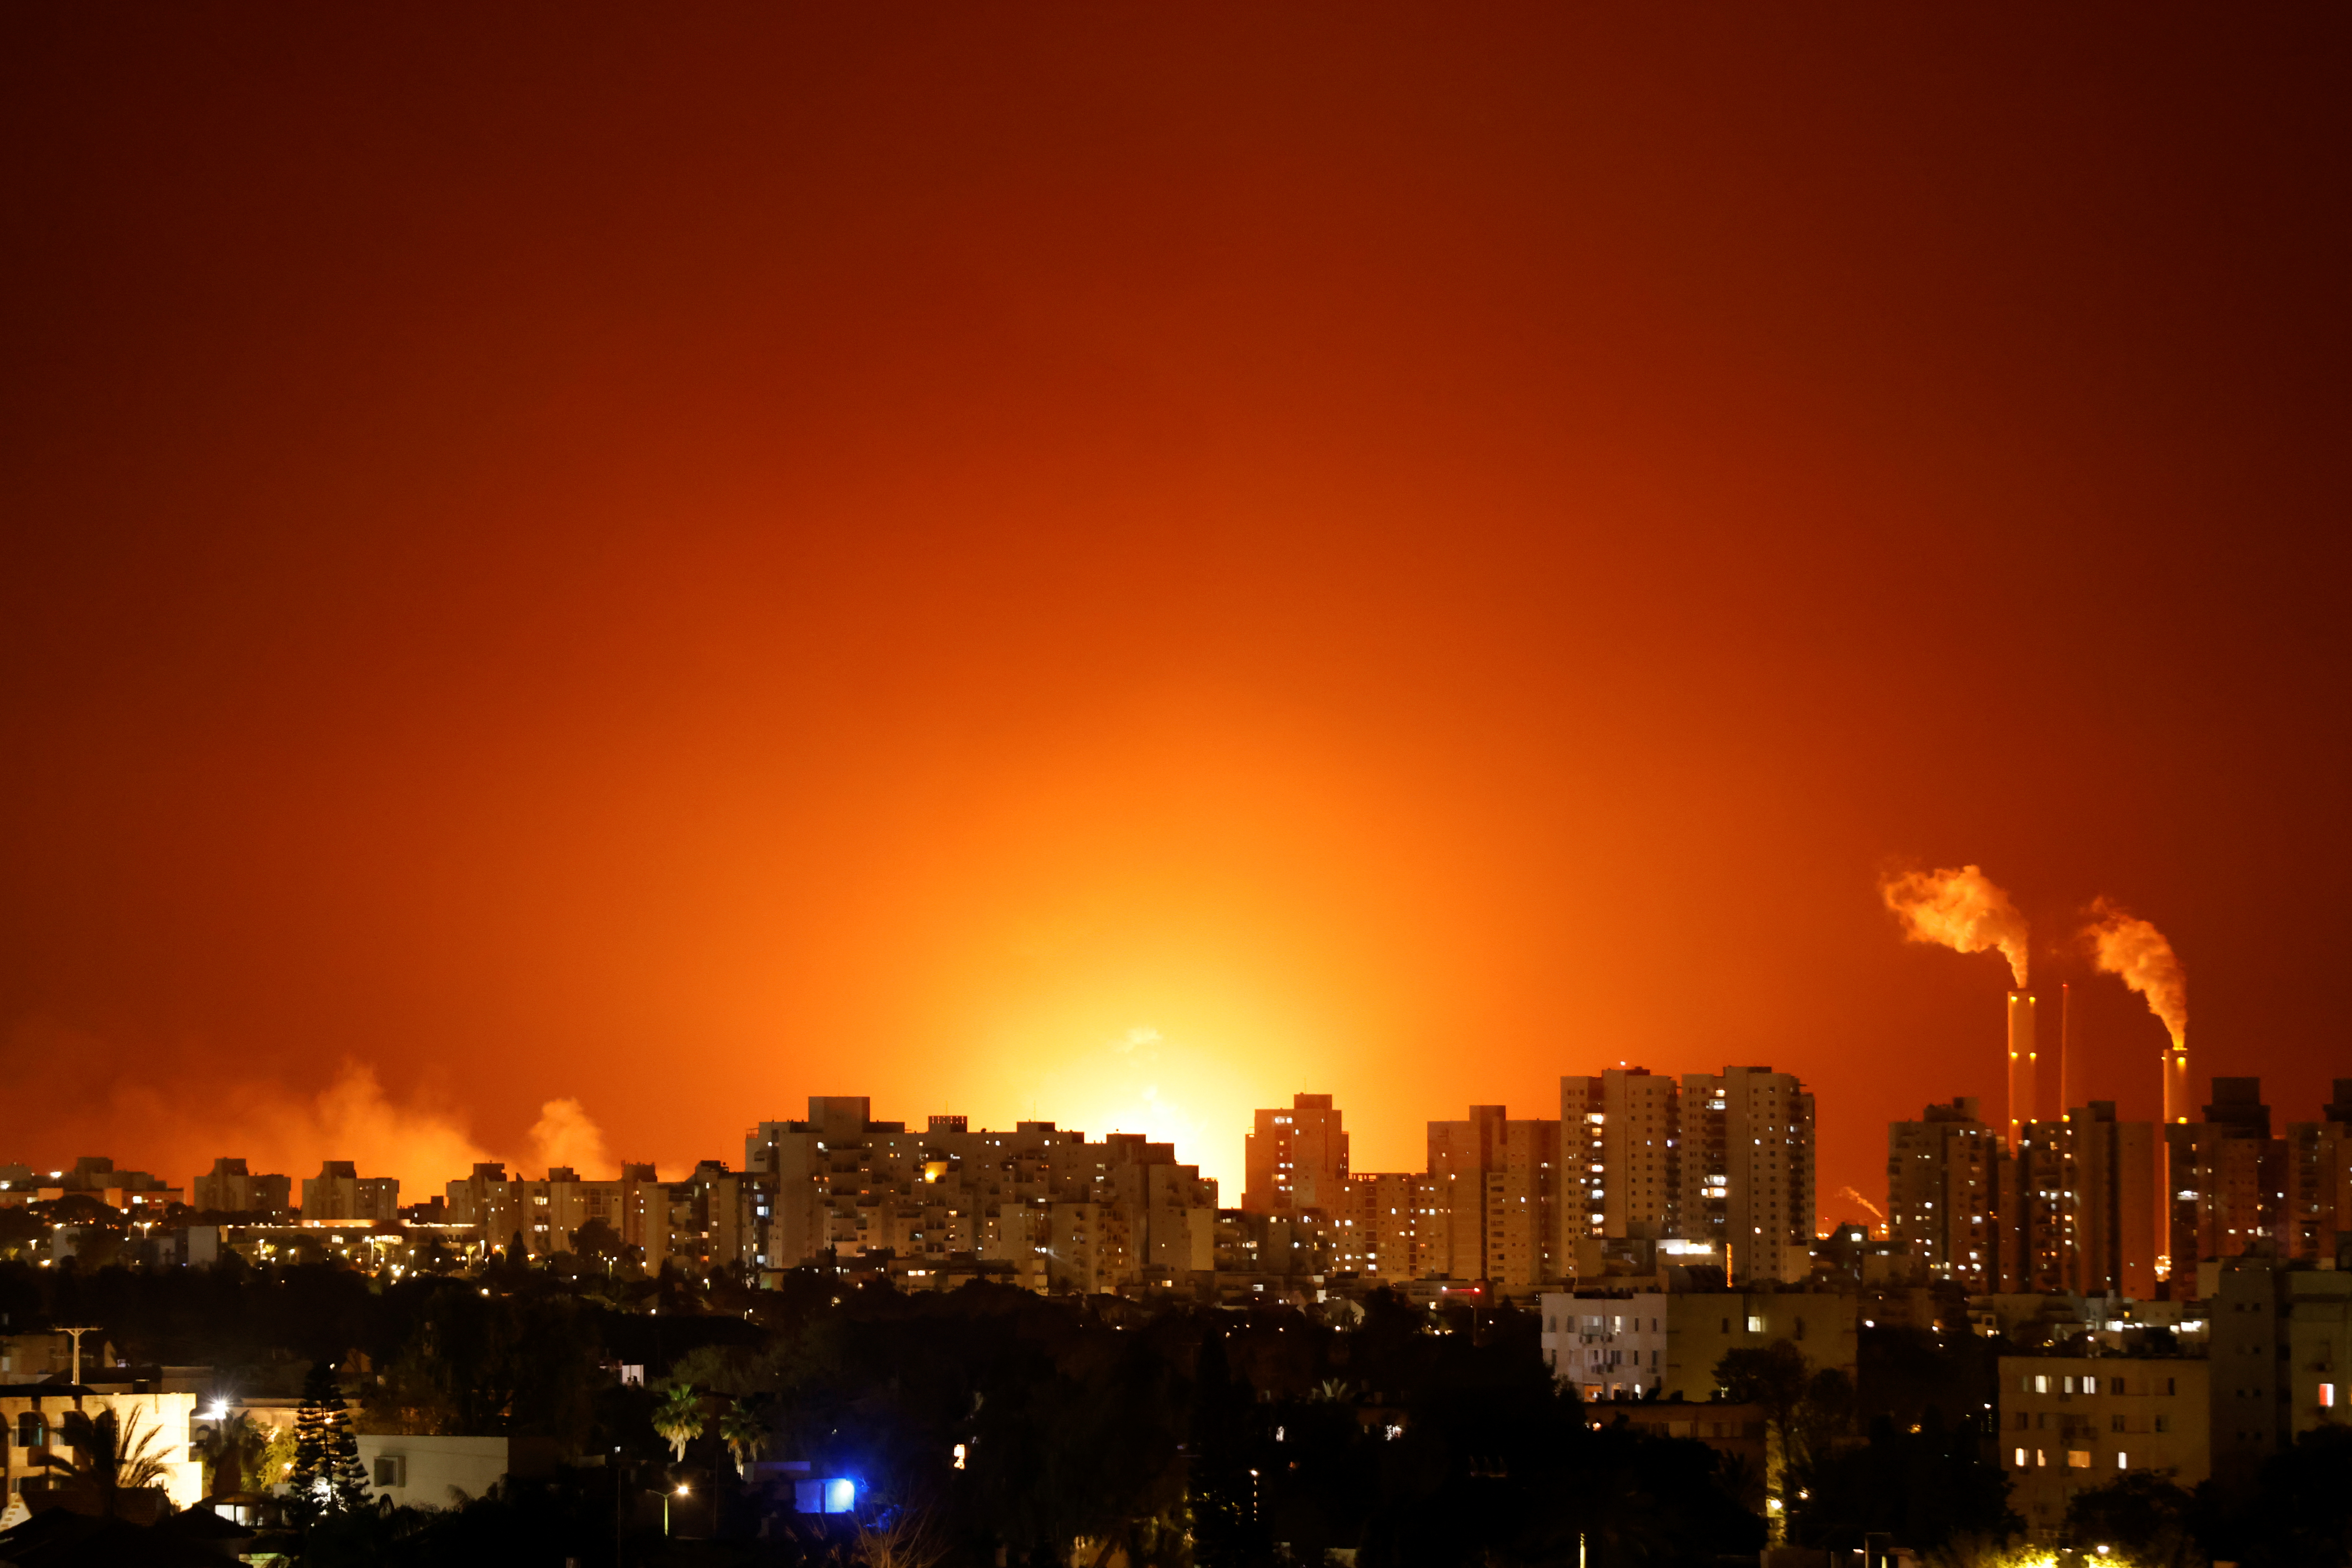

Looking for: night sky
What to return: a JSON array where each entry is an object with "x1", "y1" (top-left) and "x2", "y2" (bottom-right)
[{"x1": 4, "y1": 8, "x2": 2347, "y2": 1219}]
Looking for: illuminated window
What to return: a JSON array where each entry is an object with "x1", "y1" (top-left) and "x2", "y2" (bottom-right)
[{"x1": 2067, "y1": 1451, "x2": 2091, "y2": 1469}]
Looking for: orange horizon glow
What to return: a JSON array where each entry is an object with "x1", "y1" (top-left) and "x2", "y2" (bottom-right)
[{"x1": 3, "y1": 10, "x2": 2346, "y2": 1231}]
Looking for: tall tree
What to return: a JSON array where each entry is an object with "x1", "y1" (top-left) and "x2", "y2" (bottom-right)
[
  {"x1": 1716, "y1": 1339, "x2": 1812, "y2": 1532},
  {"x1": 292, "y1": 1362, "x2": 370, "y2": 1513},
  {"x1": 1188, "y1": 1326, "x2": 1267, "y2": 1568}
]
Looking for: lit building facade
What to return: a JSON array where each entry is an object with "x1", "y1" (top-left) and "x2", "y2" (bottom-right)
[
  {"x1": 1243, "y1": 1093, "x2": 1349, "y2": 1216},
  {"x1": 1887, "y1": 1098, "x2": 2000, "y2": 1289},
  {"x1": 745, "y1": 1098, "x2": 1216, "y2": 1296},
  {"x1": 1999, "y1": 1354, "x2": 2209, "y2": 1540}
]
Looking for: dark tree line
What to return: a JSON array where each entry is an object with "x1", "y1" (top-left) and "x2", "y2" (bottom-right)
[{"x1": 0, "y1": 1258, "x2": 1775, "y2": 1566}]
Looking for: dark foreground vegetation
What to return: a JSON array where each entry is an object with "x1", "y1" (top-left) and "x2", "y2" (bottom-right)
[{"x1": 1, "y1": 1258, "x2": 2348, "y2": 1567}]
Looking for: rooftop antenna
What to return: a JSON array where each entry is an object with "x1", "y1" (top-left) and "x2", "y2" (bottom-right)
[{"x1": 57, "y1": 1326, "x2": 102, "y2": 1385}]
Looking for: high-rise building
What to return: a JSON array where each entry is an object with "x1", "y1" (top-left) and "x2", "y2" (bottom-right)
[
  {"x1": 1679, "y1": 1067, "x2": 1815, "y2": 1284},
  {"x1": 2002, "y1": 1119, "x2": 2078, "y2": 1293},
  {"x1": 745, "y1": 1099, "x2": 1216, "y2": 1295},
  {"x1": 1886, "y1": 1098, "x2": 2000, "y2": 1289},
  {"x1": 192, "y1": 1157, "x2": 293, "y2": 1216},
  {"x1": 1334, "y1": 1171, "x2": 1425, "y2": 1280},
  {"x1": 1243, "y1": 1093, "x2": 1349, "y2": 1215},
  {"x1": 300, "y1": 1161, "x2": 399, "y2": 1224},
  {"x1": 2071, "y1": 1102, "x2": 2158, "y2": 1298},
  {"x1": 2168, "y1": 1078, "x2": 2284, "y2": 1266},
  {"x1": 1425, "y1": 1105, "x2": 1560, "y2": 1288},
  {"x1": 444, "y1": 1162, "x2": 673, "y2": 1268},
  {"x1": 2284, "y1": 1080, "x2": 2352, "y2": 1263},
  {"x1": 1558, "y1": 1069, "x2": 1679, "y2": 1266}
]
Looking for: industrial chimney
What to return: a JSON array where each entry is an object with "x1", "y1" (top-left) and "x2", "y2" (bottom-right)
[{"x1": 2006, "y1": 988, "x2": 2038, "y2": 1144}]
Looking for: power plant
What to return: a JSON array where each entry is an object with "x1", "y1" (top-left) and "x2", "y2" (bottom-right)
[{"x1": 1883, "y1": 867, "x2": 2212, "y2": 1283}]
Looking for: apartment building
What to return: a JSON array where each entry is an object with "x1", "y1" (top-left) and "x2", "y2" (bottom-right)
[
  {"x1": 2071, "y1": 1104, "x2": 2159, "y2": 1299},
  {"x1": 2168, "y1": 1079, "x2": 2284, "y2": 1268},
  {"x1": 1681, "y1": 1067, "x2": 1817, "y2": 1285},
  {"x1": 1539, "y1": 1288, "x2": 1858, "y2": 1402},
  {"x1": 744, "y1": 1098, "x2": 1216, "y2": 1296},
  {"x1": 1426, "y1": 1105, "x2": 1560, "y2": 1290},
  {"x1": 1891, "y1": 1099, "x2": 2154, "y2": 1298},
  {"x1": 1999, "y1": 1355, "x2": 2209, "y2": 1539},
  {"x1": 1559, "y1": 1069, "x2": 1680, "y2": 1263},
  {"x1": 1540, "y1": 1292, "x2": 1669, "y2": 1399},
  {"x1": 443, "y1": 1162, "x2": 674, "y2": 1268},
  {"x1": 1887, "y1": 1099, "x2": 2000, "y2": 1289},
  {"x1": 2, "y1": 1390, "x2": 204, "y2": 1510},
  {"x1": 0, "y1": 1156, "x2": 184, "y2": 1215},
  {"x1": 301, "y1": 1161, "x2": 400, "y2": 1225},
  {"x1": 192, "y1": 1158, "x2": 294, "y2": 1216},
  {"x1": 1336, "y1": 1171, "x2": 1433, "y2": 1282},
  {"x1": 2284, "y1": 1080, "x2": 2352, "y2": 1263},
  {"x1": 1244, "y1": 1093, "x2": 1349, "y2": 1215},
  {"x1": 2202, "y1": 1251, "x2": 2352, "y2": 1495}
]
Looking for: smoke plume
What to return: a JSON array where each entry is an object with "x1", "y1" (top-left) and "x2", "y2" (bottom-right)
[
  {"x1": 2082, "y1": 898, "x2": 2187, "y2": 1047},
  {"x1": 1879, "y1": 864, "x2": 2030, "y2": 986},
  {"x1": 528, "y1": 1097, "x2": 612, "y2": 1177},
  {"x1": 1839, "y1": 1185, "x2": 1887, "y2": 1226}
]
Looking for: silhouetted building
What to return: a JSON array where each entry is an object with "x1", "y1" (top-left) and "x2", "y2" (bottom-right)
[
  {"x1": 192, "y1": 1157, "x2": 293, "y2": 1215},
  {"x1": 1243, "y1": 1093, "x2": 1349, "y2": 1216},
  {"x1": 2284, "y1": 1080, "x2": 2352, "y2": 1263},
  {"x1": 2168, "y1": 1078, "x2": 2284, "y2": 1266},
  {"x1": 1888, "y1": 1098, "x2": 2000, "y2": 1289}
]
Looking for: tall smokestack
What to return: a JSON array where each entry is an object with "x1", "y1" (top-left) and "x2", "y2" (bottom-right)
[
  {"x1": 2082, "y1": 898, "x2": 2188, "y2": 1278},
  {"x1": 2081, "y1": 898, "x2": 2188, "y2": 1122},
  {"x1": 1882, "y1": 865, "x2": 2034, "y2": 1131},
  {"x1": 2058, "y1": 982, "x2": 2072, "y2": 1122},
  {"x1": 2007, "y1": 987, "x2": 2038, "y2": 1144}
]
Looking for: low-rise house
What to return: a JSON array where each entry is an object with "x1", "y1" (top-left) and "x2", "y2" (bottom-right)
[{"x1": 0, "y1": 1387, "x2": 204, "y2": 1512}]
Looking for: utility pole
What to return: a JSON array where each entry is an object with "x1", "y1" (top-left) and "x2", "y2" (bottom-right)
[{"x1": 57, "y1": 1327, "x2": 102, "y2": 1385}]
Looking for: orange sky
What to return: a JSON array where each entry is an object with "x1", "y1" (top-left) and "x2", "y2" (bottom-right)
[{"x1": 3, "y1": 8, "x2": 2348, "y2": 1222}]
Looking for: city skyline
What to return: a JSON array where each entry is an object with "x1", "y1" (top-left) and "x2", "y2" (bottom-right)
[
  {"x1": 5, "y1": 8, "x2": 2347, "y2": 1259},
  {"x1": 0, "y1": 971, "x2": 2323, "y2": 1216}
]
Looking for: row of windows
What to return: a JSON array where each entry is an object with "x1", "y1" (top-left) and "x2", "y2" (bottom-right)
[
  {"x1": 2013, "y1": 1411, "x2": 2171, "y2": 1434},
  {"x1": 2015, "y1": 1447, "x2": 2135, "y2": 1470},
  {"x1": 2020, "y1": 1373, "x2": 2179, "y2": 1396}
]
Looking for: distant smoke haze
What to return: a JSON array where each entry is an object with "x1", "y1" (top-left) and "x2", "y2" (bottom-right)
[
  {"x1": 4, "y1": 1021, "x2": 615, "y2": 1192},
  {"x1": 1880, "y1": 864, "x2": 2031, "y2": 986},
  {"x1": 528, "y1": 1096, "x2": 613, "y2": 1177}
]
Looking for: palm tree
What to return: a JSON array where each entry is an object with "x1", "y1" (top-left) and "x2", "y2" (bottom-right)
[
  {"x1": 652, "y1": 1383, "x2": 705, "y2": 1461},
  {"x1": 192, "y1": 1409, "x2": 270, "y2": 1496},
  {"x1": 717, "y1": 1401, "x2": 767, "y2": 1473},
  {"x1": 39, "y1": 1406, "x2": 172, "y2": 1518}
]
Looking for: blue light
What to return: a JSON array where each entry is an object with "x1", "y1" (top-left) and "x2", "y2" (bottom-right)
[{"x1": 824, "y1": 1478, "x2": 855, "y2": 1514}]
